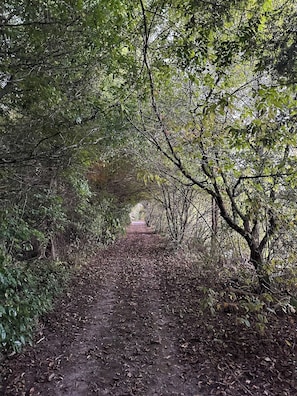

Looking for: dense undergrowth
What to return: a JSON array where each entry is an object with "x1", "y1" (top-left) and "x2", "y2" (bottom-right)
[
  {"x1": 0, "y1": 256, "x2": 70, "y2": 354},
  {"x1": 145, "y1": 195, "x2": 297, "y2": 335}
]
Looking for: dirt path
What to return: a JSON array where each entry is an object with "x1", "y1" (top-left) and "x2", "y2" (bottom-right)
[
  {"x1": 1, "y1": 222, "x2": 200, "y2": 396},
  {"x1": 1, "y1": 222, "x2": 297, "y2": 395}
]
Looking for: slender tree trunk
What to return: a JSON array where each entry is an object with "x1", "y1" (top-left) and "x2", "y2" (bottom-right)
[{"x1": 211, "y1": 197, "x2": 219, "y2": 251}]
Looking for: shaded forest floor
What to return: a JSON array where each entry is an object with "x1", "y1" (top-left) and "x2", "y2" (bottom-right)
[{"x1": 1, "y1": 222, "x2": 296, "y2": 395}]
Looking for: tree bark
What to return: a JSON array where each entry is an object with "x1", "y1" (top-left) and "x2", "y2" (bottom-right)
[
  {"x1": 211, "y1": 196, "x2": 219, "y2": 251},
  {"x1": 250, "y1": 247, "x2": 270, "y2": 291}
]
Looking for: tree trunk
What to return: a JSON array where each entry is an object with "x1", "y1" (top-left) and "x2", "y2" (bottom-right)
[
  {"x1": 211, "y1": 197, "x2": 219, "y2": 251},
  {"x1": 250, "y1": 247, "x2": 270, "y2": 292}
]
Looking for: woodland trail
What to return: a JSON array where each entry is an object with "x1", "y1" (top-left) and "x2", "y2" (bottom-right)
[
  {"x1": 2, "y1": 222, "x2": 297, "y2": 395},
  {"x1": 1, "y1": 222, "x2": 201, "y2": 396}
]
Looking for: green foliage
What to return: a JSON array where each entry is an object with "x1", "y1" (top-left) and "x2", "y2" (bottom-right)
[
  {"x1": 62, "y1": 166, "x2": 133, "y2": 249},
  {"x1": 28, "y1": 192, "x2": 68, "y2": 235},
  {"x1": 201, "y1": 286, "x2": 273, "y2": 335},
  {"x1": 73, "y1": 195, "x2": 129, "y2": 247},
  {"x1": 0, "y1": 253, "x2": 69, "y2": 353},
  {"x1": 0, "y1": 207, "x2": 45, "y2": 258},
  {"x1": 256, "y1": 1, "x2": 297, "y2": 80}
]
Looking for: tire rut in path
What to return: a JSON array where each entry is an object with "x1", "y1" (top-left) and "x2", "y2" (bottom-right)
[
  {"x1": 4, "y1": 222, "x2": 202, "y2": 396},
  {"x1": 50, "y1": 261, "x2": 120, "y2": 395}
]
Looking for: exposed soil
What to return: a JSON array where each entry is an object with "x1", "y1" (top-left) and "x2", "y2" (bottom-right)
[{"x1": 1, "y1": 221, "x2": 297, "y2": 395}]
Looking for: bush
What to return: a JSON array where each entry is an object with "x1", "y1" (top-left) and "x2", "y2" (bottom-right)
[{"x1": 0, "y1": 253, "x2": 69, "y2": 353}]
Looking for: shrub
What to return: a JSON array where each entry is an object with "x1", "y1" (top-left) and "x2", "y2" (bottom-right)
[{"x1": 0, "y1": 253, "x2": 69, "y2": 353}]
